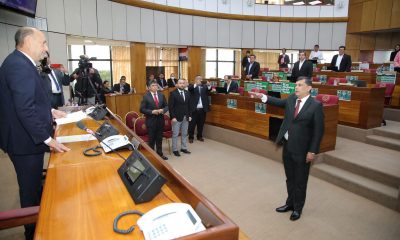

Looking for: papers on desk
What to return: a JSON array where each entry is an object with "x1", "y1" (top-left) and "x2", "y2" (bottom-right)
[
  {"x1": 55, "y1": 111, "x2": 88, "y2": 125},
  {"x1": 56, "y1": 134, "x2": 97, "y2": 143}
]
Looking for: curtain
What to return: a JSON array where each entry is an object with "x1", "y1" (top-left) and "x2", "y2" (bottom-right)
[
  {"x1": 146, "y1": 47, "x2": 179, "y2": 78},
  {"x1": 253, "y1": 51, "x2": 280, "y2": 70},
  {"x1": 112, "y1": 46, "x2": 131, "y2": 85}
]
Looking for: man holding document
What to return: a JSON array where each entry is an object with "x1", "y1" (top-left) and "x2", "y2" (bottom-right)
[
  {"x1": 0, "y1": 27, "x2": 70, "y2": 240},
  {"x1": 249, "y1": 76, "x2": 324, "y2": 221}
]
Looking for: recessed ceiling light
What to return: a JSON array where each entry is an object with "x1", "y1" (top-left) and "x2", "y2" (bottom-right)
[
  {"x1": 84, "y1": 40, "x2": 93, "y2": 43},
  {"x1": 309, "y1": 0, "x2": 322, "y2": 5},
  {"x1": 293, "y1": 1, "x2": 305, "y2": 5}
]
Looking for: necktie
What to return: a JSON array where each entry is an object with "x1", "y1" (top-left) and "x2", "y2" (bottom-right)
[
  {"x1": 198, "y1": 86, "x2": 201, "y2": 94},
  {"x1": 180, "y1": 91, "x2": 185, "y2": 101},
  {"x1": 153, "y1": 93, "x2": 159, "y2": 108},
  {"x1": 294, "y1": 99, "x2": 301, "y2": 118},
  {"x1": 50, "y1": 71, "x2": 61, "y2": 91}
]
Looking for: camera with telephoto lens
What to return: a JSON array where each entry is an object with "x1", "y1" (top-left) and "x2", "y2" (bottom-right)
[{"x1": 40, "y1": 57, "x2": 52, "y2": 74}]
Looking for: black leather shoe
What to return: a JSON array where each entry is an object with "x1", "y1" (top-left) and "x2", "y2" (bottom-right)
[
  {"x1": 160, "y1": 155, "x2": 168, "y2": 160},
  {"x1": 189, "y1": 139, "x2": 194, "y2": 143},
  {"x1": 197, "y1": 138, "x2": 204, "y2": 142},
  {"x1": 290, "y1": 211, "x2": 301, "y2": 221},
  {"x1": 275, "y1": 205, "x2": 294, "y2": 213},
  {"x1": 173, "y1": 151, "x2": 181, "y2": 157},
  {"x1": 181, "y1": 149, "x2": 191, "y2": 154}
]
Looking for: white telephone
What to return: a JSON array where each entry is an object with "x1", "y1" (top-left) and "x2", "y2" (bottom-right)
[
  {"x1": 137, "y1": 203, "x2": 206, "y2": 240},
  {"x1": 100, "y1": 135, "x2": 133, "y2": 153}
]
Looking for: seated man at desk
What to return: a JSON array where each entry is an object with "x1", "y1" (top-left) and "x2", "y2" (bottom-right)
[
  {"x1": 330, "y1": 46, "x2": 352, "y2": 72},
  {"x1": 223, "y1": 75, "x2": 238, "y2": 94},
  {"x1": 157, "y1": 73, "x2": 168, "y2": 90},
  {"x1": 113, "y1": 76, "x2": 131, "y2": 94},
  {"x1": 167, "y1": 73, "x2": 178, "y2": 87}
]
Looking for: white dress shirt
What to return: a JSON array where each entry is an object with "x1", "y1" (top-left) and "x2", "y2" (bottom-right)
[
  {"x1": 298, "y1": 60, "x2": 305, "y2": 70},
  {"x1": 336, "y1": 54, "x2": 344, "y2": 69},
  {"x1": 49, "y1": 69, "x2": 62, "y2": 94},
  {"x1": 310, "y1": 51, "x2": 324, "y2": 63}
]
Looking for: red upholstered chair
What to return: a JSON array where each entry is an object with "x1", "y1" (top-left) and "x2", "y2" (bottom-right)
[
  {"x1": 261, "y1": 76, "x2": 267, "y2": 81},
  {"x1": 0, "y1": 206, "x2": 39, "y2": 230},
  {"x1": 327, "y1": 77, "x2": 347, "y2": 86},
  {"x1": 314, "y1": 68, "x2": 321, "y2": 72},
  {"x1": 251, "y1": 88, "x2": 267, "y2": 94},
  {"x1": 312, "y1": 76, "x2": 320, "y2": 82},
  {"x1": 238, "y1": 87, "x2": 245, "y2": 96},
  {"x1": 315, "y1": 94, "x2": 339, "y2": 106},
  {"x1": 133, "y1": 117, "x2": 149, "y2": 142},
  {"x1": 163, "y1": 115, "x2": 172, "y2": 154},
  {"x1": 375, "y1": 83, "x2": 395, "y2": 106},
  {"x1": 125, "y1": 111, "x2": 140, "y2": 130}
]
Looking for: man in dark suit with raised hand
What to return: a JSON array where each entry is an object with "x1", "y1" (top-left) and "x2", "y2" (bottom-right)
[
  {"x1": 250, "y1": 76, "x2": 324, "y2": 221},
  {"x1": 291, "y1": 51, "x2": 313, "y2": 83},
  {"x1": 140, "y1": 80, "x2": 169, "y2": 160},
  {"x1": 0, "y1": 27, "x2": 70, "y2": 240},
  {"x1": 246, "y1": 54, "x2": 260, "y2": 79},
  {"x1": 40, "y1": 51, "x2": 71, "y2": 108},
  {"x1": 168, "y1": 79, "x2": 191, "y2": 157},
  {"x1": 188, "y1": 75, "x2": 211, "y2": 143},
  {"x1": 330, "y1": 46, "x2": 352, "y2": 72}
]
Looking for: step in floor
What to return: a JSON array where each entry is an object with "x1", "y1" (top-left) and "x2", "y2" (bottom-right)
[
  {"x1": 373, "y1": 120, "x2": 400, "y2": 140},
  {"x1": 366, "y1": 135, "x2": 400, "y2": 151}
]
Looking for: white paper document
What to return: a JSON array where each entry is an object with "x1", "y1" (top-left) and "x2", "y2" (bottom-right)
[
  {"x1": 56, "y1": 134, "x2": 97, "y2": 143},
  {"x1": 55, "y1": 111, "x2": 88, "y2": 125}
]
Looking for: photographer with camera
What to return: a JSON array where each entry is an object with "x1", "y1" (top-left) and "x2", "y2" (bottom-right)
[
  {"x1": 70, "y1": 55, "x2": 103, "y2": 105},
  {"x1": 40, "y1": 51, "x2": 71, "y2": 108}
]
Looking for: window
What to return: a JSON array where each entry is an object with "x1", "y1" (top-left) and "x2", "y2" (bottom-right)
[
  {"x1": 205, "y1": 49, "x2": 236, "y2": 78},
  {"x1": 67, "y1": 45, "x2": 113, "y2": 83},
  {"x1": 146, "y1": 47, "x2": 179, "y2": 79}
]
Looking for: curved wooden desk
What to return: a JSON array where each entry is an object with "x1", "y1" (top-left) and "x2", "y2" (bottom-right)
[{"x1": 35, "y1": 113, "x2": 240, "y2": 239}]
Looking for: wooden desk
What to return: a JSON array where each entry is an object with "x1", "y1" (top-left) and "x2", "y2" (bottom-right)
[
  {"x1": 105, "y1": 93, "x2": 143, "y2": 119},
  {"x1": 206, "y1": 94, "x2": 338, "y2": 153},
  {"x1": 35, "y1": 114, "x2": 239, "y2": 239},
  {"x1": 311, "y1": 71, "x2": 400, "y2": 107},
  {"x1": 312, "y1": 84, "x2": 385, "y2": 129}
]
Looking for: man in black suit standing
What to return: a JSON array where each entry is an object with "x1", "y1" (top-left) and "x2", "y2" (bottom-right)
[
  {"x1": 278, "y1": 48, "x2": 290, "y2": 69},
  {"x1": 250, "y1": 76, "x2": 324, "y2": 221},
  {"x1": 242, "y1": 50, "x2": 251, "y2": 71},
  {"x1": 40, "y1": 51, "x2": 71, "y2": 108},
  {"x1": 167, "y1": 73, "x2": 178, "y2": 87},
  {"x1": 291, "y1": 51, "x2": 313, "y2": 83},
  {"x1": 0, "y1": 27, "x2": 70, "y2": 240},
  {"x1": 157, "y1": 73, "x2": 168, "y2": 90},
  {"x1": 188, "y1": 75, "x2": 211, "y2": 143},
  {"x1": 113, "y1": 76, "x2": 131, "y2": 94},
  {"x1": 223, "y1": 75, "x2": 238, "y2": 94},
  {"x1": 246, "y1": 54, "x2": 261, "y2": 79},
  {"x1": 140, "y1": 80, "x2": 169, "y2": 160},
  {"x1": 168, "y1": 79, "x2": 191, "y2": 157},
  {"x1": 330, "y1": 46, "x2": 352, "y2": 72}
]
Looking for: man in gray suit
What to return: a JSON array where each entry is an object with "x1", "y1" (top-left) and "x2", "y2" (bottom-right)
[{"x1": 250, "y1": 76, "x2": 324, "y2": 221}]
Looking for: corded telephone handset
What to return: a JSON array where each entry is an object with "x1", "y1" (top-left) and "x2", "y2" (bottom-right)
[
  {"x1": 114, "y1": 203, "x2": 206, "y2": 240},
  {"x1": 100, "y1": 135, "x2": 134, "y2": 153}
]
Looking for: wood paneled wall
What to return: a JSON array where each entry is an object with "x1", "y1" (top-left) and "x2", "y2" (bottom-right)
[
  {"x1": 130, "y1": 42, "x2": 146, "y2": 93},
  {"x1": 348, "y1": 0, "x2": 400, "y2": 33},
  {"x1": 187, "y1": 47, "x2": 203, "y2": 83}
]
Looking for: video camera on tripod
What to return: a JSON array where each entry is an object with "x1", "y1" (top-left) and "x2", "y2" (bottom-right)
[{"x1": 73, "y1": 55, "x2": 102, "y2": 105}]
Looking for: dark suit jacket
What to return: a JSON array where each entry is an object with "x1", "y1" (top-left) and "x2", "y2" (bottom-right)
[
  {"x1": 330, "y1": 54, "x2": 352, "y2": 72},
  {"x1": 167, "y1": 78, "x2": 177, "y2": 87},
  {"x1": 246, "y1": 61, "x2": 260, "y2": 79},
  {"x1": 112, "y1": 83, "x2": 131, "y2": 94},
  {"x1": 41, "y1": 68, "x2": 70, "y2": 105},
  {"x1": 390, "y1": 50, "x2": 399, "y2": 62},
  {"x1": 223, "y1": 81, "x2": 239, "y2": 94},
  {"x1": 140, "y1": 91, "x2": 168, "y2": 128},
  {"x1": 278, "y1": 54, "x2": 290, "y2": 68},
  {"x1": 168, "y1": 88, "x2": 191, "y2": 122},
  {"x1": 157, "y1": 78, "x2": 168, "y2": 88},
  {"x1": 242, "y1": 56, "x2": 250, "y2": 69},
  {"x1": 188, "y1": 84, "x2": 210, "y2": 113},
  {"x1": 0, "y1": 50, "x2": 53, "y2": 155},
  {"x1": 267, "y1": 94, "x2": 324, "y2": 155},
  {"x1": 291, "y1": 60, "x2": 313, "y2": 83}
]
